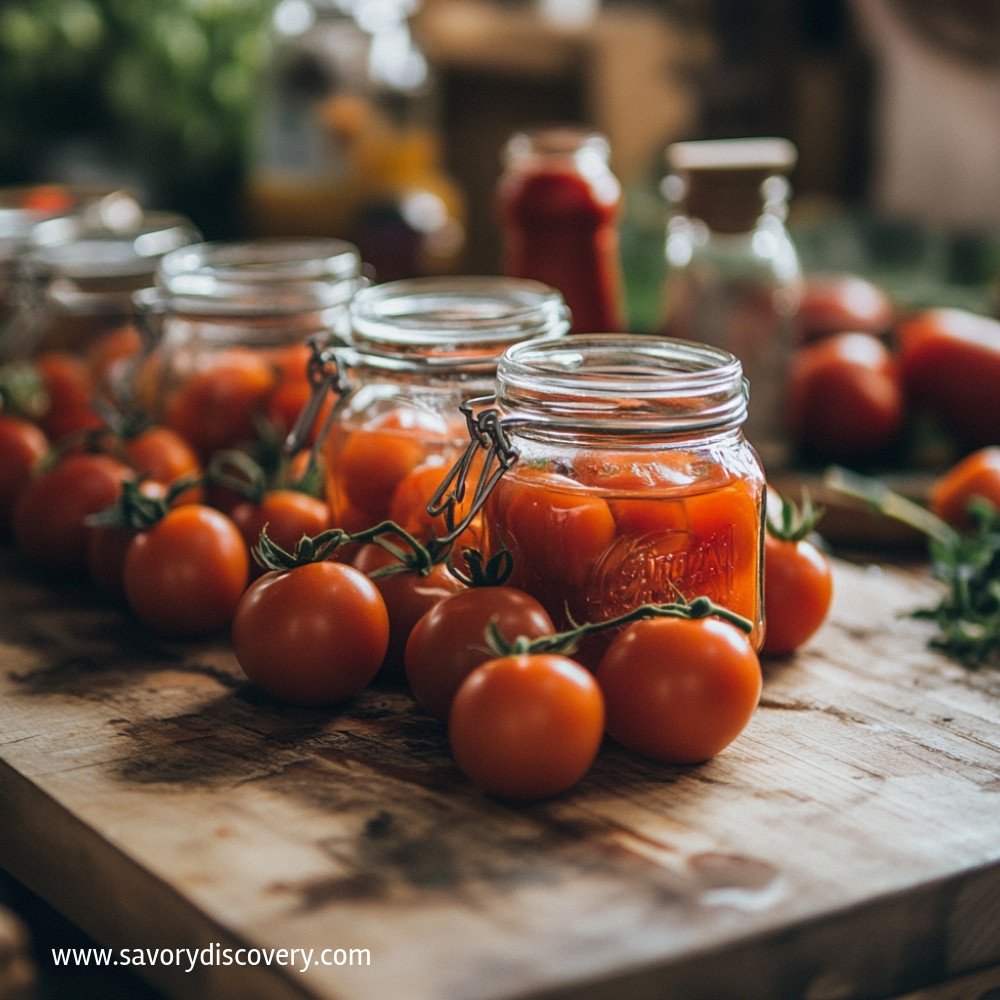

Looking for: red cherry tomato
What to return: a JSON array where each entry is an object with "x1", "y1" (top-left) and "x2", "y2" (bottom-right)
[
  {"x1": 449, "y1": 653, "x2": 605, "y2": 800},
  {"x1": 404, "y1": 586, "x2": 555, "y2": 720},
  {"x1": 122, "y1": 425, "x2": 202, "y2": 488},
  {"x1": 33, "y1": 352, "x2": 102, "y2": 442},
  {"x1": 761, "y1": 531, "x2": 834, "y2": 657},
  {"x1": 353, "y1": 542, "x2": 464, "y2": 681},
  {"x1": 0, "y1": 414, "x2": 49, "y2": 535},
  {"x1": 787, "y1": 331, "x2": 905, "y2": 463},
  {"x1": 595, "y1": 616, "x2": 762, "y2": 764},
  {"x1": 232, "y1": 561, "x2": 388, "y2": 706},
  {"x1": 230, "y1": 489, "x2": 331, "y2": 576},
  {"x1": 123, "y1": 505, "x2": 249, "y2": 636},
  {"x1": 12, "y1": 452, "x2": 132, "y2": 575},
  {"x1": 163, "y1": 350, "x2": 276, "y2": 458},
  {"x1": 896, "y1": 308, "x2": 1000, "y2": 449},
  {"x1": 929, "y1": 446, "x2": 1000, "y2": 529},
  {"x1": 797, "y1": 273, "x2": 894, "y2": 343},
  {"x1": 86, "y1": 480, "x2": 168, "y2": 599}
]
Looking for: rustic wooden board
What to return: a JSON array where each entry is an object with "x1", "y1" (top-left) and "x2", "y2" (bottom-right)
[{"x1": 1, "y1": 548, "x2": 1000, "y2": 1000}]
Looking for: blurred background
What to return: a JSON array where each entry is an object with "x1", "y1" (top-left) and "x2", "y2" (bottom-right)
[{"x1": 3, "y1": 0, "x2": 999, "y2": 315}]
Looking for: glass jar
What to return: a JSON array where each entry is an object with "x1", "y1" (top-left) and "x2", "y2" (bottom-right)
[
  {"x1": 451, "y1": 335, "x2": 765, "y2": 653},
  {"x1": 134, "y1": 238, "x2": 363, "y2": 459},
  {"x1": 245, "y1": 0, "x2": 465, "y2": 280},
  {"x1": 317, "y1": 276, "x2": 569, "y2": 538},
  {"x1": 497, "y1": 125, "x2": 626, "y2": 335},
  {"x1": 1, "y1": 205, "x2": 199, "y2": 366},
  {"x1": 660, "y1": 137, "x2": 801, "y2": 473},
  {"x1": 0, "y1": 185, "x2": 136, "y2": 342}
]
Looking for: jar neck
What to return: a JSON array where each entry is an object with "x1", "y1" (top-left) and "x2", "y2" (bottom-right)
[
  {"x1": 347, "y1": 276, "x2": 570, "y2": 373},
  {"x1": 495, "y1": 334, "x2": 748, "y2": 436},
  {"x1": 155, "y1": 238, "x2": 363, "y2": 317},
  {"x1": 665, "y1": 137, "x2": 796, "y2": 235}
]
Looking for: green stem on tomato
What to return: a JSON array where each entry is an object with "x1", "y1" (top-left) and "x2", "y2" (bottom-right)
[{"x1": 486, "y1": 594, "x2": 753, "y2": 658}]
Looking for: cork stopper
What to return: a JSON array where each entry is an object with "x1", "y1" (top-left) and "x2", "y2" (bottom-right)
[{"x1": 666, "y1": 137, "x2": 797, "y2": 234}]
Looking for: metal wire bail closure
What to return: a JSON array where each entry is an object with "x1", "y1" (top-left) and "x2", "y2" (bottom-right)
[
  {"x1": 284, "y1": 339, "x2": 355, "y2": 456},
  {"x1": 426, "y1": 395, "x2": 520, "y2": 545}
]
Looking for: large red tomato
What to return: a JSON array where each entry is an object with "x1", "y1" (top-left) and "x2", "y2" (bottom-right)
[
  {"x1": 797, "y1": 273, "x2": 894, "y2": 343},
  {"x1": 896, "y1": 308, "x2": 1000, "y2": 448},
  {"x1": 786, "y1": 331, "x2": 905, "y2": 463}
]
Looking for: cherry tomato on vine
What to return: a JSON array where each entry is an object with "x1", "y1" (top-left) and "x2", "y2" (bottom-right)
[
  {"x1": 230, "y1": 489, "x2": 331, "y2": 577},
  {"x1": 0, "y1": 414, "x2": 49, "y2": 535},
  {"x1": 232, "y1": 561, "x2": 388, "y2": 706},
  {"x1": 121, "y1": 425, "x2": 202, "y2": 490},
  {"x1": 123, "y1": 504, "x2": 249, "y2": 636},
  {"x1": 12, "y1": 452, "x2": 132, "y2": 575},
  {"x1": 929, "y1": 447, "x2": 1000, "y2": 529},
  {"x1": 405, "y1": 586, "x2": 555, "y2": 720},
  {"x1": 449, "y1": 653, "x2": 605, "y2": 800},
  {"x1": 86, "y1": 480, "x2": 168, "y2": 599},
  {"x1": 761, "y1": 495, "x2": 834, "y2": 658},
  {"x1": 595, "y1": 615, "x2": 762, "y2": 764},
  {"x1": 353, "y1": 542, "x2": 464, "y2": 681}
]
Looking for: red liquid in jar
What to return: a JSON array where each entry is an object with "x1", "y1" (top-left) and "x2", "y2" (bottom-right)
[
  {"x1": 497, "y1": 131, "x2": 626, "y2": 335},
  {"x1": 485, "y1": 454, "x2": 764, "y2": 654}
]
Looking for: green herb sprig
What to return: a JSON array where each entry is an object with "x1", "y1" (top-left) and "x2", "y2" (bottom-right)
[{"x1": 825, "y1": 466, "x2": 1000, "y2": 668}]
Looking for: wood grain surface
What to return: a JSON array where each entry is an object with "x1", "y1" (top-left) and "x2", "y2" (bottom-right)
[{"x1": 1, "y1": 549, "x2": 999, "y2": 1000}]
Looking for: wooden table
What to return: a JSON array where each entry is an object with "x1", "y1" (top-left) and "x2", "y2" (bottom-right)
[{"x1": 1, "y1": 549, "x2": 999, "y2": 1000}]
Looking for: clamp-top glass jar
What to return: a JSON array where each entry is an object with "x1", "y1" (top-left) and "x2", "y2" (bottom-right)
[
  {"x1": 315, "y1": 276, "x2": 569, "y2": 537},
  {"x1": 453, "y1": 335, "x2": 765, "y2": 652},
  {"x1": 1, "y1": 205, "x2": 200, "y2": 365},
  {"x1": 660, "y1": 138, "x2": 801, "y2": 472},
  {"x1": 134, "y1": 238, "x2": 363, "y2": 459}
]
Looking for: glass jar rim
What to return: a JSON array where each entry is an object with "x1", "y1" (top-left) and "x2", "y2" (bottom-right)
[
  {"x1": 24, "y1": 210, "x2": 200, "y2": 280},
  {"x1": 348, "y1": 276, "x2": 570, "y2": 367},
  {"x1": 496, "y1": 334, "x2": 749, "y2": 432},
  {"x1": 153, "y1": 238, "x2": 364, "y2": 316}
]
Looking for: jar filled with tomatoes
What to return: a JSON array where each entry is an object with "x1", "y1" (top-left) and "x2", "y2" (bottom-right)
[
  {"x1": 2, "y1": 204, "x2": 200, "y2": 366},
  {"x1": 317, "y1": 276, "x2": 570, "y2": 538},
  {"x1": 497, "y1": 126, "x2": 626, "y2": 335},
  {"x1": 445, "y1": 334, "x2": 766, "y2": 654},
  {"x1": 133, "y1": 238, "x2": 364, "y2": 459}
]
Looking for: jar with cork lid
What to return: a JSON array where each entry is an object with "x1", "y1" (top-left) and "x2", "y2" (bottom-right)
[{"x1": 659, "y1": 137, "x2": 801, "y2": 472}]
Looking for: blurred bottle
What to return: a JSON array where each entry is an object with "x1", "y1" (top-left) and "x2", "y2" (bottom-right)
[
  {"x1": 244, "y1": 0, "x2": 465, "y2": 280},
  {"x1": 497, "y1": 126, "x2": 626, "y2": 334},
  {"x1": 660, "y1": 137, "x2": 801, "y2": 472}
]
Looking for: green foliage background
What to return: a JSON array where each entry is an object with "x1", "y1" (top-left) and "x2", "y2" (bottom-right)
[{"x1": 0, "y1": 0, "x2": 274, "y2": 236}]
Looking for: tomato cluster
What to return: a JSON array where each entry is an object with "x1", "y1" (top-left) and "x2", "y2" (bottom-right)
[
  {"x1": 0, "y1": 332, "x2": 850, "y2": 804},
  {"x1": 789, "y1": 275, "x2": 1000, "y2": 467}
]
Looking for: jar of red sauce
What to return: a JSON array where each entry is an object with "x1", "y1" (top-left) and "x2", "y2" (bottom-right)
[
  {"x1": 450, "y1": 335, "x2": 765, "y2": 653},
  {"x1": 133, "y1": 238, "x2": 363, "y2": 459},
  {"x1": 317, "y1": 276, "x2": 569, "y2": 540},
  {"x1": 497, "y1": 126, "x2": 626, "y2": 335}
]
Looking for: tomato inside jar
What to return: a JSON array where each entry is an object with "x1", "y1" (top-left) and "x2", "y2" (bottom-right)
[
  {"x1": 134, "y1": 238, "x2": 364, "y2": 459},
  {"x1": 475, "y1": 336, "x2": 766, "y2": 652},
  {"x1": 320, "y1": 276, "x2": 570, "y2": 538}
]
